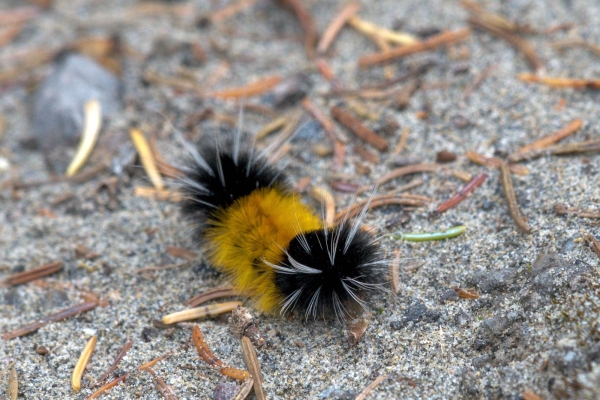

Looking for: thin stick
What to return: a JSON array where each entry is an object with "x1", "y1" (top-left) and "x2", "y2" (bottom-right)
[
  {"x1": 331, "y1": 106, "x2": 389, "y2": 151},
  {"x1": 1, "y1": 261, "x2": 62, "y2": 286},
  {"x1": 162, "y1": 301, "x2": 243, "y2": 324},
  {"x1": 554, "y1": 204, "x2": 600, "y2": 219},
  {"x1": 192, "y1": 326, "x2": 250, "y2": 381},
  {"x1": 359, "y1": 28, "x2": 471, "y2": 68},
  {"x1": 317, "y1": 2, "x2": 361, "y2": 54},
  {"x1": 499, "y1": 161, "x2": 531, "y2": 233},
  {"x1": 518, "y1": 73, "x2": 600, "y2": 89},
  {"x1": 390, "y1": 249, "x2": 401, "y2": 294},
  {"x1": 508, "y1": 139, "x2": 600, "y2": 162},
  {"x1": 185, "y1": 287, "x2": 238, "y2": 307},
  {"x1": 232, "y1": 378, "x2": 254, "y2": 400},
  {"x1": 435, "y1": 173, "x2": 488, "y2": 214},
  {"x1": 72, "y1": 335, "x2": 98, "y2": 392},
  {"x1": 91, "y1": 341, "x2": 133, "y2": 388},
  {"x1": 2, "y1": 301, "x2": 98, "y2": 340},
  {"x1": 143, "y1": 367, "x2": 177, "y2": 400},
  {"x1": 206, "y1": 75, "x2": 281, "y2": 99},
  {"x1": 515, "y1": 118, "x2": 583, "y2": 154},
  {"x1": 87, "y1": 373, "x2": 129, "y2": 400},
  {"x1": 468, "y1": 16, "x2": 543, "y2": 72},
  {"x1": 376, "y1": 163, "x2": 439, "y2": 186},
  {"x1": 150, "y1": 134, "x2": 183, "y2": 179},
  {"x1": 0, "y1": 24, "x2": 24, "y2": 49},
  {"x1": 355, "y1": 374, "x2": 389, "y2": 400},
  {"x1": 466, "y1": 151, "x2": 529, "y2": 175},
  {"x1": 334, "y1": 194, "x2": 428, "y2": 223},
  {"x1": 209, "y1": 0, "x2": 259, "y2": 23},
  {"x1": 277, "y1": 0, "x2": 317, "y2": 59},
  {"x1": 66, "y1": 100, "x2": 102, "y2": 177},
  {"x1": 134, "y1": 187, "x2": 181, "y2": 202},
  {"x1": 301, "y1": 98, "x2": 345, "y2": 168}
]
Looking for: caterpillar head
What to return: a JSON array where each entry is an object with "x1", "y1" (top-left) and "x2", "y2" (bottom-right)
[{"x1": 272, "y1": 222, "x2": 385, "y2": 321}]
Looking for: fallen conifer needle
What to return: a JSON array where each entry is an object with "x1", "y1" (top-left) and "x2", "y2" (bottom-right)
[
  {"x1": 72, "y1": 335, "x2": 98, "y2": 393},
  {"x1": 162, "y1": 301, "x2": 243, "y2": 324},
  {"x1": 66, "y1": 100, "x2": 102, "y2": 177},
  {"x1": 130, "y1": 128, "x2": 165, "y2": 190}
]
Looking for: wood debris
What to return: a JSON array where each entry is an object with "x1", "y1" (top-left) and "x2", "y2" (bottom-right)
[
  {"x1": 334, "y1": 194, "x2": 428, "y2": 223},
  {"x1": 389, "y1": 249, "x2": 401, "y2": 294},
  {"x1": 87, "y1": 373, "x2": 129, "y2": 400},
  {"x1": 355, "y1": 374, "x2": 389, "y2": 400},
  {"x1": 277, "y1": 0, "x2": 317, "y2": 59},
  {"x1": 1, "y1": 260, "x2": 62, "y2": 286},
  {"x1": 310, "y1": 186, "x2": 336, "y2": 226},
  {"x1": 317, "y1": 2, "x2": 361, "y2": 54},
  {"x1": 583, "y1": 233, "x2": 600, "y2": 260},
  {"x1": 518, "y1": 73, "x2": 600, "y2": 89},
  {"x1": 8, "y1": 367, "x2": 17, "y2": 400},
  {"x1": 434, "y1": 173, "x2": 488, "y2": 214},
  {"x1": 376, "y1": 163, "x2": 439, "y2": 186},
  {"x1": 2, "y1": 301, "x2": 98, "y2": 340},
  {"x1": 166, "y1": 246, "x2": 198, "y2": 261},
  {"x1": 348, "y1": 16, "x2": 418, "y2": 46},
  {"x1": 331, "y1": 106, "x2": 388, "y2": 151},
  {"x1": 554, "y1": 204, "x2": 600, "y2": 220},
  {"x1": 143, "y1": 367, "x2": 177, "y2": 400},
  {"x1": 206, "y1": 75, "x2": 282, "y2": 99},
  {"x1": 359, "y1": 28, "x2": 471, "y2": 68},
  {"x1": 465, "y1": 151, "x2": 529, "y2": 175},
  {"x1": 92, "y1": 341, "x2": 133, "y2": 389},
  {"x1": 229, "y1": 306, "x2": 268, "y2": 349},
  {"x1": 512, "y1": 118, "x2": 583, "y2": 156}
]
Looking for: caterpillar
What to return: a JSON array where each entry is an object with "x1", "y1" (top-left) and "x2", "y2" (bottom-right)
[{"x1": 178, "y1": 132, "x2": 385, "y2": 320}]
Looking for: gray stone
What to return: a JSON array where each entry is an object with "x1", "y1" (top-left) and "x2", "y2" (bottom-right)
[
  {"x1": 213, "y1": 382, "x2": 239, "y2": 400},
  {"x1": 32, "y1": 54, "x2": 121, "y2": 171}
]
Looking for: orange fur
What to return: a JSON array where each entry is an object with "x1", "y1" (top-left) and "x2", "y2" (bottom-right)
[{"x1": 205, "y1": 187, "x2": 322, "y2": 313}]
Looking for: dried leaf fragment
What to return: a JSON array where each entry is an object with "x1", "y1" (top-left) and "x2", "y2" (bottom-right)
[
  {"x1": 66, "y1": 100, "x2": 102, "y2": 177},
  {"x1": 72, "y1": 335, "x2": 98, "y2": 392}
]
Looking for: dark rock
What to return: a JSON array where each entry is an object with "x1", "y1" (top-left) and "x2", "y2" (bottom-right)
[
  {"x1": 4, "y1": 288, "x2": 22, "y2": 307},
  {"x1": 468, "y1": 268, "x2": 517, "y2": 294},
  {"x1": 528, "y1": 254, "x2": 591, "y2": 297},
  {"x1": 267, "y1": 73, "x2": 312, "y2": 108},
  {"x1": 141, "y1": 327, "x2": 157, "y2": 342},
  {"x1": 559, "y1": 237, "x2": 578, "y2": 254},
  {"x1": 588, "y1": 342, "x2": 600, "y2": 363},
  {"x1": 480, "y1": 200, "x2": 494, "y2": 211},
  {"x1": 482, "y1": 314, "x2": 512, "y2": 337},
  {"x1": 213, "y1": 382, "x2": 239, "y2": 400},
  {"x1": 454, "y1": 310, "x2": 471, "y2": 327},
  {"x1": 552, "y1": 349, "x2": 586, "y2": 376},
  {"x1": 390, "y1": 300, "x2": 438, "y2": 330},
  {"x1": 439, "y1": 288, "x2": 459, "y2": 303},
  {"x1": 40, "y1": 289, "x2": 69, "y2": 310},
  {"x1": 32, "y1": 54, "x2": 121, "y2": 172}
]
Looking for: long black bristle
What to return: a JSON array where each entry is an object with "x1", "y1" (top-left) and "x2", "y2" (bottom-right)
[
  {"x1": 180, "y1": 138, "x2": 288, "y2": 239},
  {"x1": 274, "y1": 223, "x2": 383, "y2": 319}
]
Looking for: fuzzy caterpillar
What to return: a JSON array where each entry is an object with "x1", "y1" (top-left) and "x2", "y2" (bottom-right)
[{"x1": 179, "y1": 134, "x2": 385, "y2": 320}]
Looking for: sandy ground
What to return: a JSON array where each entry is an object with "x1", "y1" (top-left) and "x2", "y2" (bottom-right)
[{"x1": 1, "y1": 0, "x2": 600, "y2": 399}]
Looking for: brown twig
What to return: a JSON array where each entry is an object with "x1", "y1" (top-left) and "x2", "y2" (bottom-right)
[
  {"x1": 355, "y1": 374, "x2": 389, "y2": 400},
  {"x1": 518, "y1": 73, "x2": 600, "y2": 89},
  {"x1": 376, "y1": 163, "x2": 439, "y2": 186},
  {"x1": 499, "y1": 161, "x2": 531, "y2": 233},
  {"x1": 192, "y1": 325, "x2": 250, "y2": 381},
  {"x1": 390, "y1": 249, "x2": 401, "y2": 294},
  {"x1": 150, "y1": 134, "x2": 183, "y2": 179},
  {"x1": 465, "y1": 151, "x2": 529, "y2": 175},
  {"x1": 0, "y1": 24, "x2": 24, "y2": 49},
  {"x1": 229, "y1": 306, "x2": 268, "y2": 349},
  {"x1": 359, "y1": 28, "x2": 471, "y2": 68},
  {"x1": 513, "y1": 118, "x2": 583, "y2": 155},
  {"x1": 301, "y1": 98, "x2": 345, "y2": 168},
  {"x1": 1, "y1": 261, "x2": 62, "y2": 286},
  {"x1": 2, "y1": 301, "x2": 98, "y2": 340},
  {"x1": 91, "y1": 341, "x2": 133, "y2": 389},
  {"x1": 468, "y1": 16, "x2": 543, "y2": 72},
  {"x1": 87, "y1": 373, "x2": 129, "y2": 400},
  {"x1": 331, "y1": 106, "x2": 388, "y2": 151},
  {"x1": 185, "y1": 287, "x2": 238, "y2": 308},
  {"x1": 334, "y1": 194, "x2": 428, "y2": 223},
  {"x1": 554, "y1": 204, "x2": 600, "y2": 220},
  {"x1": 166, "y1": 246, "x2": 198, "y2": 261},
  {"x1": 317, "y1": 2, "x2": 360, "y2": 54},
  {"x1": 435, "y1": 173, "x2": 488, "y2": 214},
  {"x1": 162, "y1": 301, "x2": 243, "y2": 324},
  {"x1": 507, "y1": 139, "x2": 600, "y2": 162},
  {"x1": 143, "y1": 367, "x2": 177, "y2": 400},
  {"x1": 206, "y1": 75, "x2": 282, "y2": 99},
  {"x1": 232, "y1": 378, "x2": 254, "y2": 400},
  {"x1": 311, "y1": 186, "x2": 336, "y2": 226},
  {"x1": 8, "y1": 367, "x2": 17, "y2": 400},
  {"x1": 209, "y1": 0, "x2": 259, "y2": 23},
  {"x1": 277, "y1": 0, "x2": 317, "y2": 59}
]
